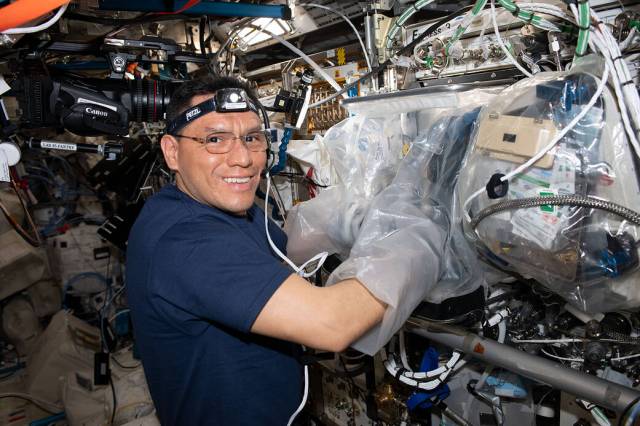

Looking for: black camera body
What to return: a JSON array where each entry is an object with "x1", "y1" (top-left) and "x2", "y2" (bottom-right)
[{"x1": 12, "y1": 77, "x2": 177, "y2": 136}]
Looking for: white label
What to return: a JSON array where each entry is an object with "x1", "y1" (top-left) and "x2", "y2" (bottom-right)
[
  {"x1": 326, "y1": 49, "x2": 335, "y2": 58},
  {"x1": 41, "y1": 141, "x2": 77, "y2": 152},
  {"x1": 77, "y1": 98, "x2": 118, "y2": 112},
  {"x1": 0, "y1": 150, "x2": 9, "y2": 182},
  {"x1": 186, "y1": 107, "x2": 201, "y2": 121},
  {"x1": 85, "y1": 107, "x2": 108, "y2": 117},
  {"x1": 0, "y1": 76, "x2": 9, "y2": 96},
  {"x1": 509, "y1": 151, "x2": 578, "y2": 250}
]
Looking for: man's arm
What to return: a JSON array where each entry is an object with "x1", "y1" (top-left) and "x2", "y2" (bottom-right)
[{"x1": 251, "y1": 274, "x2": 386, "y2": 352}]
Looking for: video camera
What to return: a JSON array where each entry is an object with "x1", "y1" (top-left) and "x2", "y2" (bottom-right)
[{"x1": 11, "y1": 77, "x2": 181, "y2": 137}]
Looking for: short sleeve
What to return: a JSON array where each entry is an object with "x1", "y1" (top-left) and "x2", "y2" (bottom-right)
[{"x1": 149, "y1": 222, "x2": 293, "y2": 332}]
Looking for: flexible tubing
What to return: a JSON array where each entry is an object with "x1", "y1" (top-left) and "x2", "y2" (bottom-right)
[
  {"x1": 2, "y1": 2, "x2": 68, "y2": 34},
  {"x1": 287, "y1": 365, "x2": 309, "y2": 426},
  {"x1": 490, "y1": 0, "x2": 533, "y2": 78},
  {"x1": 299, "y1": 3, "x2": 371, "y2": 71},
  {"x1": 250, "y1": 25, "x2": 346, "y2": 97},
  {"x1": 0, "y1": 0, "x2": 69, "y2": 32}
]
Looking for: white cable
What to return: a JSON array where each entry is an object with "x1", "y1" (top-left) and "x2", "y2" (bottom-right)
[
  {"x1": 463, "y1": 63, "x2": 609, "y2": 223},
  {"x1": 587, "y1": 7, "x2": 640, "y2": 137},
  {"x1": 250, "y1": 26, "x2": 346, "y2": 98},
  {"x1": 299, "y1": 3, "x2": 371, "y2": 72},
  {"x1": 265, "y1": 180, "x2": 318, "y2": 426},
  {"x1": 491, "y1": 0, "x2": 534, "y2": 78},
  {"x1": 264, "y1": 172, "x2": 327, "y2": 278},
  {"x1": 540, "y1": 348, "x2": 584, "y2": 362},
  {"x1": 586, "y1": 25, "x2": 640, "y2": 158},
  {"x1": 620, "y1": 28, "x2": 637, "y2": 52},
  {"x1": 518, "y1": 3, "x2": 573, "y2": 22},
  {"x1": 286, "y1": 364, "x2": 309, "y2": 426},
  {"x1": 1, "y1": 3, "x2": 69, "y2": 34},
  {"x1": 477, "y1": 315, "x2": 507, "y2": 390},
  {"x1": 485, "y1": 308, "x2": 510, "y2": 327},
  {"x1": 611, "y1": 353, "x2": 640, "y2": 361}
]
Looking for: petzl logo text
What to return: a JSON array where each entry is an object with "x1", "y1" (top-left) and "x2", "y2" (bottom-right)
[{"x1": 186, "y1": 108, "x2": 201, "y2": 121}]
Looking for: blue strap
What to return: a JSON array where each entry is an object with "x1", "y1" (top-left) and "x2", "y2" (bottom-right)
[
  {"x1": 406, "y1": 347, "x2": 451, "y2": 411},
  {"x1": 270, "y1": 128, "x2": 293, "y2": 174}
]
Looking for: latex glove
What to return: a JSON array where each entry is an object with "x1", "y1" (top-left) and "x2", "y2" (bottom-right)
[
  {"x1": 285, "y1": 187, "x2": 369, "y2": 264},
  {"x1": 327, "y1": 143, "x2": 448, "y2": 355}
]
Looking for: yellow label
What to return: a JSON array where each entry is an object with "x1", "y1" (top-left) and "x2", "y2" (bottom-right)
[
  {"x1": 402, "y1": 142, "x2": 410, "y2": 157},
  {"x1": 337, "y1": 47, "x2": 346, "y2": 65}
]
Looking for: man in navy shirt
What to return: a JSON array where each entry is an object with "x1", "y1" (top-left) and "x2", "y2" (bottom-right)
[{"x1": 126, "y1": 76, "x2": 386, "y2": 425}]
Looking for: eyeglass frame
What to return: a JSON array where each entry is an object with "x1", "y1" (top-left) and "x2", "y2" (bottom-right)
[{"x1": 171, "y1": 129, "x2": 272, "y2": 154}]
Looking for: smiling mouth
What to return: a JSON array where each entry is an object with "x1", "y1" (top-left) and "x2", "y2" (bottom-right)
[{"x1": 223, "y1": 177, "x2": 251, "y2": 184}]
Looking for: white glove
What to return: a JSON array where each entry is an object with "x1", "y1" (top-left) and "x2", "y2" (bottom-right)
[
  {"x1": 327, "y1": 143, "x2": 447, "y2": 355},
  {"x1": 284, "y1": 187, "x2": 369, "y2": 264}
]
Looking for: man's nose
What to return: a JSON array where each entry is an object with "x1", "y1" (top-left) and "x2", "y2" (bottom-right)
[{"x1": 226, "y1": 138, "x2": 252, "y2": 167}]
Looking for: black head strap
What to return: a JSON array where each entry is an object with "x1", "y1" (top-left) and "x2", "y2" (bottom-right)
[{"x1": 166, "y1": 88, "x2": 261, "y2": 135}]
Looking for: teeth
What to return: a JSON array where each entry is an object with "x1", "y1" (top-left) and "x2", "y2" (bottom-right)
[{"x1": 224, "y1": 177, "x2": 250, "y2": 184}]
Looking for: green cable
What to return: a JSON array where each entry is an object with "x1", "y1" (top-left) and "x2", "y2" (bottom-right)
[
  {"x1": 385, "y1": 0, "x2": 437, "y2": 51},
  {"x1": 444, "y1": 0, "x2": 487, "y2": 54},
  {"x1": 575, "y1": 0, "x2": 590, "y2": 58},
  {"x1": 631, "y1": 20, "x2": 640, "y2": 30},
  {"x1": 496, "y1": 0, "x2": 559, "y2": 32}
]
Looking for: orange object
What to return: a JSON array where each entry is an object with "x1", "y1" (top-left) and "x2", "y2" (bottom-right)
[{"x1": 0, "y1": 0, "x2": 70, "y2": 32}]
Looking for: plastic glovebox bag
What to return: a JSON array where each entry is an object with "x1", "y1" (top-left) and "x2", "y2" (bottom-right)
[
  {"x1": 419, "y1": 108, "x2": 487, "y2": 303},
  {"x1": 326, "y1": 141, "x2": 448, "y2": 355},
  {"x1": 323, "y1": 107, "x2": 487, "y2": 355},
  {"x1": 285, "y1": 114, "x2": 406, "y2": 264},
  {"x1": 457, "y1": 56, "x2": 640, "y2": 313}
]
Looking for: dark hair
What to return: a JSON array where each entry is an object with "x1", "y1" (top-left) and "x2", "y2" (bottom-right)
[{"x1": 166, "y1": 76, "x2": 260, "y2": 123}]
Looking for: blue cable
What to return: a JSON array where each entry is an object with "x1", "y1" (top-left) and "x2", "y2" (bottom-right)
[
  {"x1": 626, "y1": 401, "x2": 640, "y2": 426},
  {"x1": 270, "y1": 127, "x2": 293, "y2": 174}
]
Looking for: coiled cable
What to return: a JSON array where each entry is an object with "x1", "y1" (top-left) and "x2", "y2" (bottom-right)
[{"x1": 470, "y1": 195, "x2": 640, "y2": 230}]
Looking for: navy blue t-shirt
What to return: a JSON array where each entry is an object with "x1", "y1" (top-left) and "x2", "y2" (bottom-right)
[{"x1": 126, "y1": 184, "x2": 302, "y2": 425}]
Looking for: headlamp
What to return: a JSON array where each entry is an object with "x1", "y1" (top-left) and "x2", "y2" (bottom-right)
[{"x1": 166, "y1": 88, "x2": 263, "y2": 135}]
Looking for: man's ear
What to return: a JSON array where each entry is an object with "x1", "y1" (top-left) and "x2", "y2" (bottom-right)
[{"x1": 160, "y1": 135, "x2": 179, "y2": 171}]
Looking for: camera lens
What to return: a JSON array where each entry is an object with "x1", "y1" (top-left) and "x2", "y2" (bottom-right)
[{"x1": 130, "y1": 79, "x2": 172, "y2": 123}]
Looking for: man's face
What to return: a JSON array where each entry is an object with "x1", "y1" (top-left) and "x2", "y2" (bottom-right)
[{"x1": 160, "y1": 93, "x2": 267, "y2": 215}]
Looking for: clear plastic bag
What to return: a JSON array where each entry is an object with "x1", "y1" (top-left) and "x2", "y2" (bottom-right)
[
  {"x1": 327, "y1": 141, "x2": 448, "y2": 354},
  {"x1": 285, "y1": 115, "x2": 407, "y2": 264},
  {"x1": 457, "y1": 57, "x2": 640, "y2": 313},
  {"x1": 325, "y1": 107, "x2": 488, "y2": 355}
]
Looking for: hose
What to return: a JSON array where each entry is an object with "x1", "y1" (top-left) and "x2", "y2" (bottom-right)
[
  {"x1": 496, "y1": 0, "x2": 560, "y2": 32},
  {"x1": 445, "y1": 0, "x2": 488, "y2": 55},
  {"x1": 384, "y1": 0, "x2": 436, "y2": 52},
  {"x1": 470, "y1": 195, "x2": 640, "y2": 230},
  {"x1": 575, "y1": 0, "x2": 591, "y2": 59},
  {"x1": 248, "y1": 25, "x2": 345, "y2": 97},
  {"x1": 309, "y1": 5, "x2": 473, "y2": 108},
  {"x1": 0, "y1": 0, "x2": 69, "y2": 33},
  {"x1": 299, "y1": 3, "x2": 371, "y2": 71},
  {"x1": 1, "y1": 2, "x2": 68, "y2": 34}
]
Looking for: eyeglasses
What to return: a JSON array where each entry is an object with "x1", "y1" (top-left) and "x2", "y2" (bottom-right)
[{"x1": 173, "y1": 130, "x2": 270, "y2": 154}]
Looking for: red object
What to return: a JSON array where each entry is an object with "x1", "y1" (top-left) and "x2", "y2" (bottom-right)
[
  {"x1": 306, "y1": 167, "x2": 316, "y2": 198},
  {"x1": 155, "y1": 0, "x2": 201, "y2": 15}
]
